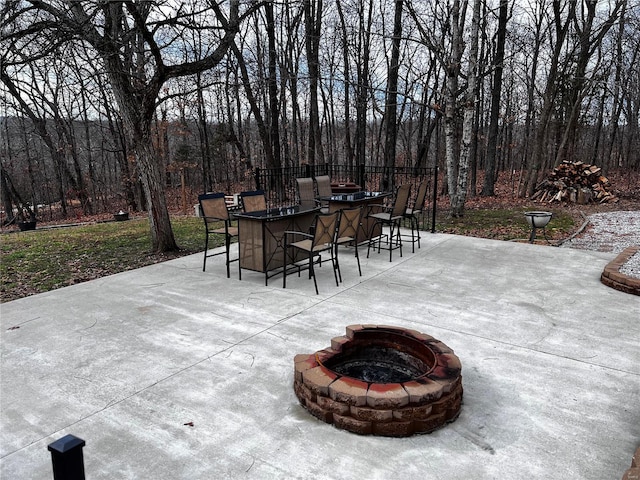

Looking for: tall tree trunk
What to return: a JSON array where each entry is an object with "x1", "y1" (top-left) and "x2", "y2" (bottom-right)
[
  {"x1": 525, "y1": 1, "x2": 575, "y2": 198},
  {"x1": 282, "y1": 4, "x2": 304, "y2": 168},
  {"x1": 355, "y1": 0, "x2": 373, "y2": 185},
  {"x1": 382, "y1": 0, "x2": 403, "y2": 191},
  {"x1": 100, "y1": 85, "x2": 138, "y2": 212},
  {"x1": 1, "y1": 165, "x2": 15, "y2": 224},
  {"x1": 110, "y1": 72, "x2": 177, "y2": 251},
  {"x1": 517, "y1": 0, "x2": 544, "y2": 197},
  {"x1": 444, "y1": 0, "x2": 464, "y2": 215},
  {"x1": 624, "y1": 90, "x2": 640, "y2": 169},
  {"x1": 196, "y1": 73, "x2": 213, "y2": 192},
  {"x1": 451, "y1": 0, "x2": 481, "y2": 217},
  {"x1": 414, "y1": 57, "x2": 441, "y2": 171},
  {"x1": 554, "y1": 0, "x2": 623, "y2": 166},
  {"x1": 231, "y1": 42, "x2": 275, "y2": 168},
  {"x1": 304, "y1": 0, "x2": 323, "y2": 165},
  {"x1": 135, "y1": 138, "x2": 175, "y2": 251},
  {"x1": 336, "y1": 0, "x2": 354, "y2": 171},
  {"x1": 55, "y1": 113, "x2": 91, "y2": 215},
  {"x1": 266, "y1": 2, "x2": 282, "y2": 169},
  {"x1": 604, "y1": 4, "x2": 628, "y2": 173},
  {"x1": 1, "y1": 119, "x2": 16, "y2": 224},
  {"x1": 481, "y1": 0, "x2": 509, "y2": 197},
  {"x1": 80, "y1": 88, "x2": 96, "y2": 214}
]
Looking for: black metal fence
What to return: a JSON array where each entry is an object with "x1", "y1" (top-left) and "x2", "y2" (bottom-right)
[{"x1": 252, "y1": 164, "x2": 437, "y2": 233}]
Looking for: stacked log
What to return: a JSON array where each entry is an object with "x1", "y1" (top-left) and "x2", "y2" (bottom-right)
[{"x1": 532, "y1": 161, "x2": 617, "y2": 204}]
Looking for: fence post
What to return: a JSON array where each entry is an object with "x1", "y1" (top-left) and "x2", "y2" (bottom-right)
[
  {"x1": 48, "y1": 434, "x2": 86, "y2": 480},
  {"x1": 254, "y1": 167, "x2": 262, "y2": 191},
  {"x1": 357, "y1": 163, "x2": 365, "y2": 189},
  {"x1": 431, "y1": 166, "x2": 438, "y2": 233}
]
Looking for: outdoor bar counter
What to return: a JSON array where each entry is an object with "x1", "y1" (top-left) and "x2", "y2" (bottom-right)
[
  {"x1": 320, "y1": 191, "x2": 391, "y2": 244},
  {"x1": 330, "y1": 182, "x2": 362, "y2": 194},
  {"x1": 235, "y1": 206, "x2": 319, "y2": 284}
]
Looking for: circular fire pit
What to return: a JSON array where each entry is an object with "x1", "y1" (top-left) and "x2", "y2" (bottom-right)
[{"x1": 293, "y1": 325, "x2": 463, "y2": 437}]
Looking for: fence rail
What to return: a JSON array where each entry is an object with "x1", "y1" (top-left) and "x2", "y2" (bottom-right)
[{"x1": 251, "y1": 164, "x2": 437, "y2": 233}]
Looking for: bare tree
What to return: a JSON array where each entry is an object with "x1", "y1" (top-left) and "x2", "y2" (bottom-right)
[
  {"x1": 355, "y1": 0, "x2": 374, "y2": 185},
  {"x1": 620, "y1": 5, "x2": 640, "y2": 169},
  {"x1": 450, "y1": 0, "x2": 481, "y2": 216},
  {"x1": 554, "y1": 0, "x2": 625, "y2": 166},
  {"x1": 602, "y1": 2, "x2": 628, "y2": 173},
  {"x1": 522, "y1": 1, "x2": 576, "y2": 197},
  {"x1": 335, "y1": 0, "x2": 355, "y2": 170},
  {"x1": 304, "y1": 0, "x2": 324, "y2": 165},
  {"x1": 265, "y1": 2, "x2": 282, "y2": 170},
  {"x1": 413, "y1": 51, "x2": 443, "y2": 171},
  {"x1": 2, "y1": 1, "x2": 258, "y2": 251},
  {"x1": 279, "y1": 3, "x2": 305, "y2": 168},
  {"x1": 2, "y1": 0, "x2": 638, "y2": 232},
  {"x1": 381, "y1": 0, "x2": 404, "y2": 190},
  {"x1": 481, "y1": 0, "x2": 510, "y2": 196},
  {"x1": 409, "y1": 0, "x2": 482, "y2": 217},
  {"x1": 1, "y1": 63, "x2": 89, "y2": 216}
]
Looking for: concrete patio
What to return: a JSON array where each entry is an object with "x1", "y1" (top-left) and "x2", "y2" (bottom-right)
[{"x1": 1, "y1": 231, "x2": 639, "y2": 479}]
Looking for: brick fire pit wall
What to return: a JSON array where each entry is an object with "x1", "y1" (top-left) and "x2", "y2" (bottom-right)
[{"x1": 293, "y1": 325, "x2": 463, "y2": 437}]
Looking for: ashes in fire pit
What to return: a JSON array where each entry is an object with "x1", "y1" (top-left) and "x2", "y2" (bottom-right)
[
  {"x1": 326, "y1": 345, "x2": 428, "y2": 383},
  {"x1": 293, "y1": 325, "x2": 463, "y2": 437}
]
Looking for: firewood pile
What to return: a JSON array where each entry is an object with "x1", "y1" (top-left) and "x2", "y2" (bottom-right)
[{"x1": 532, "y1": 161, "x2": 617, "y2": 204}]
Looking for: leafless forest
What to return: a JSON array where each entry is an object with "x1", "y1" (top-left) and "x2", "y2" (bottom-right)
[{"x1": 1, "y1": 1, "x2": 638, "y2": 251}]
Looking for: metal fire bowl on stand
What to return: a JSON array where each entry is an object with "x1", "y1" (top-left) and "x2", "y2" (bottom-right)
[{"x1": 524, "y1": 211, "x2": 553, "y2": 244}]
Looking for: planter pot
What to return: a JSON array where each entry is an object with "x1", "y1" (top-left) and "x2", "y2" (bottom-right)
[
  {"x1": 17, "y1": 221, "x2": 37, "y2": 231},
  {"x1": 114, "y1": 212, "x2": 129, "y2": 221}
]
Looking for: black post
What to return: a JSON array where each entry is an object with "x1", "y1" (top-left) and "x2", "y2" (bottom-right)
[
  {"x1": 48, "y1": 434, "x2": 86, "y2": 480},
  {"x1": 357, "y1": 163, "x2": 365, "y2": 190},
  {"x1": 431, "y1": 166, "x2": 438, "y2": 233},
  {"x1": 254, "y1": 167, "x2": 262, "y2": 191}
]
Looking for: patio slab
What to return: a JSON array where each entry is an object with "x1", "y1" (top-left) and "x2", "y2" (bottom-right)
[{"x1": 1, "y1": 232, "x2": 639, "y2": 479}]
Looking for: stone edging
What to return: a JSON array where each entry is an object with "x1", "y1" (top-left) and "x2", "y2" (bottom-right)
[
  {"x1": 622, "y1": 446, "x2": 640, "y2": 480},
  {"x1": 293, "y1": 324, "x2": 463, "y2": 437},
  {"x1": 600, "y1": 246, "x2": 640, "y2": 296}
]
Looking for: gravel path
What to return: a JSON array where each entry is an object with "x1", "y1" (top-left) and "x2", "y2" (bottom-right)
[{"x1": 560, "y1": 210, "x2": 640, "y2": 279}]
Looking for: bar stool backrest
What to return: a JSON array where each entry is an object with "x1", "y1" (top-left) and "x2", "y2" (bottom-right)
[
  {"x1": 412, "y1": 180, "x2": 429, "y2": 213},
  {"x1": 337, "y1": 206, "x2": 362, "y2": 240},
  {"x1": 296, "y1": 177, "x2": 316, "y2": 209},
  {"x1": 315, "y1": 175, "x2": 332, "y2": 198},
  {"x1": 390, "y1": 184, "x2": 412, "y2": 218},
  {"x1": 199, "y1": 193, "x2": 231, "y2": 222},
  {"x1": 240, "y1": 190, "x2": 267, "y2": 212},
  {"x1": 313, "y1": 211, "x2": 340, "y2": 246}
]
